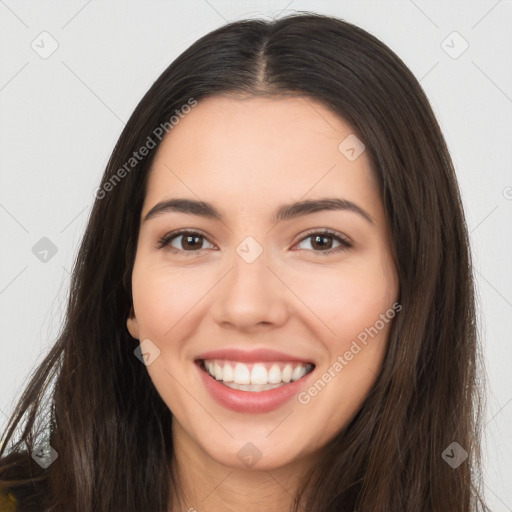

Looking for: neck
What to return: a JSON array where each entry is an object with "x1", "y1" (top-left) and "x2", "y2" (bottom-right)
[{"x1": 169, "y1": 421, "x2": 314, "y2": 512}]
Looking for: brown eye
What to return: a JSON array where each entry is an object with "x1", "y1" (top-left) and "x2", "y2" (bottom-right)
[
  {"x1": 156, "y1": 230, "x2": 215, "y2": 253},
  {"x1": 176, "y1": 233, "x2": 203, "y2": 250},
  {"x1": 295, "y1": 230, "x2": 352, "y2": 255}
]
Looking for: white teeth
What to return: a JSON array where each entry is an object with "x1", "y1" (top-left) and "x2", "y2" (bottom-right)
[
  {"x1": 203, "y1": 359, "x2": 313, "y2": 386},
  {"x1": 233, "y1": 362, "x2": 251, "y2": 384},
  {"x1": 214, "y1": 361, "x2": 223, "y2": 381},
  {"x1": 282, "y1": 364, "x2": 293, "y2": 383},
  {"x1": 222, "y1": 362, "x2": 234, "y2": 382},
  {"x1": 251, "y1": 364, "x2": 268, "y2": 385},
  {"x1": 223, "y1": 382, "x2": 284, "y2": 392},
  {"x1": 268, "y1": 364, "x2": 282, "y2": 384},
  {"x1": 292, "y1": 365, "x2": 307, "y2": 381}
]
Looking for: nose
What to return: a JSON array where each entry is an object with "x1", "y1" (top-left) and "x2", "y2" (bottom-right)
[{"x1": 211, "y1": 242, "x2": 290, "y2": 332}]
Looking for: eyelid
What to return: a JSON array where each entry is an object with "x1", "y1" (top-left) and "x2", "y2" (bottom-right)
[
  {"x1": 156, "y1": 227, "x2": 352, "y2": 254},
  {"x1": 293, "y1": 227, "x2": 352, "y2": 246},
  {"x1": 291, "y1": 228, "x2": 352, "y2": 256},
  {"x1": 155, "y1": 228, "x2": 214, "y2": 252}
]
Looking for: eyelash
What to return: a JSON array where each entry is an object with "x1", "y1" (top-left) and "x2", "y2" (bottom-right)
[{"x1": 156, "y1": 228, "x2": 352, "y2": 256}]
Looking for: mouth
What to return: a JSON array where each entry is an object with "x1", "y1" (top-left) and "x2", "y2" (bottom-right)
[
  {"x1": 196, "y1": 359, "x2": 316, "y2": 392},
  {"x1": 194, "y1": 348, "x2": 317, "y2": 413}
]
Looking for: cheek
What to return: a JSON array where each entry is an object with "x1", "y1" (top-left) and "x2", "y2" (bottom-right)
[
  {"x1": 130, "y1": 263, "x2": 206, "y2": 415},
  {"x1": 291, "y1": 258, "x2": 397, "y2": 345},
  {"x1": 131, "y1": 262, "x2": 211, "y2": 338},
  {"x1": 293, "y1": 253, "x2": 397, "y2": 432}
]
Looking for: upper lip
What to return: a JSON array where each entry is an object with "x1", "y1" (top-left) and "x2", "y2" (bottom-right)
[{"x1": 195, "y1": 348, "x2": 315, "y2": 365}]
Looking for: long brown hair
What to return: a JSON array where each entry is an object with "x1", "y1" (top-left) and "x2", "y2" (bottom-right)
[{"x1": 0, "y1": 12, "x2": 488, "y2": 511}]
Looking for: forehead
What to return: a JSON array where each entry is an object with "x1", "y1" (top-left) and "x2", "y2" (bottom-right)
[{"x1": 143, "y1": 95, "x2": 378, "y2": 218}]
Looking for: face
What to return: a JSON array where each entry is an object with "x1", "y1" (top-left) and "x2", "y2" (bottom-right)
[{"x1": 127, "y1": 95, "x2": 399, "y2": 471}]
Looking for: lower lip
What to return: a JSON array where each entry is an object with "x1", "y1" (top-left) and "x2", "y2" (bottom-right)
[{"x1": 196, "y1": 362, "x2": 314, "y2": 413}]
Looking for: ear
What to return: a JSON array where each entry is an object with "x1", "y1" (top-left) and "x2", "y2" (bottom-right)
[{"x1": 126, "y1": 306, "x2": 140, "y2": 340}]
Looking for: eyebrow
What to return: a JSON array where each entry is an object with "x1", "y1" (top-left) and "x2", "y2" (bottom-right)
[{"x1": 143, "y1": 197, "x2": 374, "y2": 225}]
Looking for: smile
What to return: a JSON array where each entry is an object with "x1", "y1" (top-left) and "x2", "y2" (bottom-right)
[
  {"x1": 200, "y1": 359, "x2": 315, "y2": 392},
  {"x1": 194, "y1": 349, "x2": 316, "y2": 413}
]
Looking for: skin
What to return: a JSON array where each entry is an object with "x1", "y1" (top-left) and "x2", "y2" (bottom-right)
[{"x1": 126, "y1": 95, "x2": 399, "y2": 511}]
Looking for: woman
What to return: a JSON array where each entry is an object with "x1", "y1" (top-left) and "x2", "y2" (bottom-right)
[{"x1": 0, "y1": 12, "x2": 488, "y2": 512}]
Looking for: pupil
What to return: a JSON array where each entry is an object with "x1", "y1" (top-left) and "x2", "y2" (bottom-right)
[
  {"x1": 313, "y1": 235, "x2": 331, "y2": 250},
  {"x1": 184, "y1": 235, "x2": 201, "y2": 250}
]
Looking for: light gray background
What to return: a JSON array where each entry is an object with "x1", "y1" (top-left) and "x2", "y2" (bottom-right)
[{"x1": 1, "y1": 1, "x2": 511, "y2": 509}]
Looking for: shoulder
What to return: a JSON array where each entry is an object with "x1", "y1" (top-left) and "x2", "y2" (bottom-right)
[
  {"x1": 0, "y1": 451, "x2": 48, "y2": 512},
  {"x1": 0, "y1": 488, "x2": 17, "y2": 511}
]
